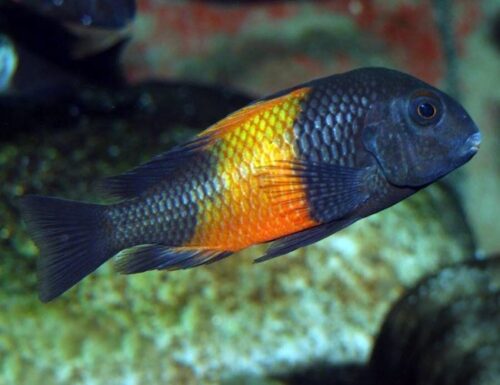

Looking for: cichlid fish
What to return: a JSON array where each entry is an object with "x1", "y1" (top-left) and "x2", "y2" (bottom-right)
[{"x1": 20, "y1": 67, "x2": 481, "y2": 302}]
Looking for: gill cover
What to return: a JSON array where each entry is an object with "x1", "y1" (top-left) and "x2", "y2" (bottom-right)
[
  {"x1": 362, "y1": 98, "x2": 414, "y2": 186},
  {"x1": 362, "y1": 91, "x2": 458, "y2": 188}
]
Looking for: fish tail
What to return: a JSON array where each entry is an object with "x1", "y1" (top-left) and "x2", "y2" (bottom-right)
[{"x1": 19, "y1": 195, "x2": 113, "y2": 302}]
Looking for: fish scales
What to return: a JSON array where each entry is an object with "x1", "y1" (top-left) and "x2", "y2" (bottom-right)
[
  {"x1": 19, "y1": 67, "x2": 481, "y2": 301},
  {"x1": 291, "y1": 80, "x2": 381, "y2": 222},
  {"x1": 108, "y1": 154, "x2": 213, "y2": 248},
  {"x1": 108, "y1": 81, "x2": 379, "y2": 250},
  {"x1": 187, "y1": 88, "x2": 316, "y2": 249},
  {"x1": 106, "y1": 87, "x2": 316, "y2": 252}
]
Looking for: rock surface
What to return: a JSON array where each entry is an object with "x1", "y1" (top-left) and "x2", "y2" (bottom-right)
[{"x1": 370, "y1": 256, "x2": 500, "y2": 385}]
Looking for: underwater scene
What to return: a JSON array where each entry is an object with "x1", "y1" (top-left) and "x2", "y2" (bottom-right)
[{"x1": 0, "y1": 0, "x2": 499, "y2": 384}]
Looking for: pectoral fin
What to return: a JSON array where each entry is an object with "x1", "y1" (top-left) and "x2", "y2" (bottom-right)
[{"x1": 258, "y1": 160, "x2": 372, "y2": 222}]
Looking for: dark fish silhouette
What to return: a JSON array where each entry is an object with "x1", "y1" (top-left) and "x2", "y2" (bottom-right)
[
  {"x1": 13, "y1": 0, "x2": 136, "y2": 29},
  {"x1": 2, "y1": 0, "x2": 135, "y2": 62},
  {"x1": 20, "y1": 68, "x2": 481, "y2": 301}
]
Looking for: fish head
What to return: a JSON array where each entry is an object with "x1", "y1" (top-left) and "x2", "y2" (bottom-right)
[{"x1": 362, "y1": 72, "x2": 481, "y2": 187}]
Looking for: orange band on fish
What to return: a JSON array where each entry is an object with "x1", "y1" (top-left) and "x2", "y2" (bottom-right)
[{"x1": 187, "y1": 87, "x2": 317, "y2": 250}]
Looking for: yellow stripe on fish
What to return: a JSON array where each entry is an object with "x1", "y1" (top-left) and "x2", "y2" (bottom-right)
[{"x1": 188, "y1": 87, "x2": 318, "y2": 250}]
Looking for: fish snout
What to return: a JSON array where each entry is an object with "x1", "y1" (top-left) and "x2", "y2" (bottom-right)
[{"x1": 463, "y1": 132, "x2": 481, "y2": 155}]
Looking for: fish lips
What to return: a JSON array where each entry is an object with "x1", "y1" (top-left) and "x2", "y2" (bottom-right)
[{"x1": 461, "y1": 131, "x2": 481, "y2": 157}]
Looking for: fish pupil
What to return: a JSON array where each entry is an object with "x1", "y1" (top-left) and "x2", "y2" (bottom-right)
[{"x1": 417, "y1": 102, "x2": 436, "y2": 119}]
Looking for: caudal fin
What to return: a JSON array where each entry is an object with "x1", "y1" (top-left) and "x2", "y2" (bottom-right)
[{"x1": 19, "y1": 195, "x2": 112, "y2": 302}]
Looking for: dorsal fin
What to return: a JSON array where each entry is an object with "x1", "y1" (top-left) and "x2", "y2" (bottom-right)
[
  {"x1": 200, "y1": 87, "x2": 311, "y2": 139},
  {"x1": 101, "y1": 87, "x2": 311, "y2": 200},
  {"x1": 99, "y1": 135, "x2": 212, "y2": 199}
]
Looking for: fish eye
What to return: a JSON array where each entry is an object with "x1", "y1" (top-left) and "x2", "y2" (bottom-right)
[
  {"x1": 409, "y1": 92, "x2": 442, "y2": 126},
  {"x1": 417, "y1": 102, "x2": 436, "y2": 119}
]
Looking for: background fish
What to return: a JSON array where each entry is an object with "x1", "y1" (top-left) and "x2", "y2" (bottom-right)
[
  {"x1": 11, "y1": 0, "x2": 136, "y2": 29},
  {"x1": 20, "y1": 67, "x2": 481, "y2": 302}
]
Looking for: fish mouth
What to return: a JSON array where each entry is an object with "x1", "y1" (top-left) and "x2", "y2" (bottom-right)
[{"x1": 462, "y1": 132, "x2": 481, "y2": 155}]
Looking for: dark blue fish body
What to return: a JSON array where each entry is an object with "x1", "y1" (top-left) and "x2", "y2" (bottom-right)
[{"x1": 20, "y1": 68, "x2": 481, "y2": 301}]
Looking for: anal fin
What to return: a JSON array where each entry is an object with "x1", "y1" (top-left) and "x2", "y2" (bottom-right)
[{"x1": 114, "y1": 245, "x2": 232, "y2": 274}]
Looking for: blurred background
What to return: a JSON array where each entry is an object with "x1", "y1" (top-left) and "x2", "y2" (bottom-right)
[{"x1": 0, "y1": 1, "x2": 499, "y2": 384}]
